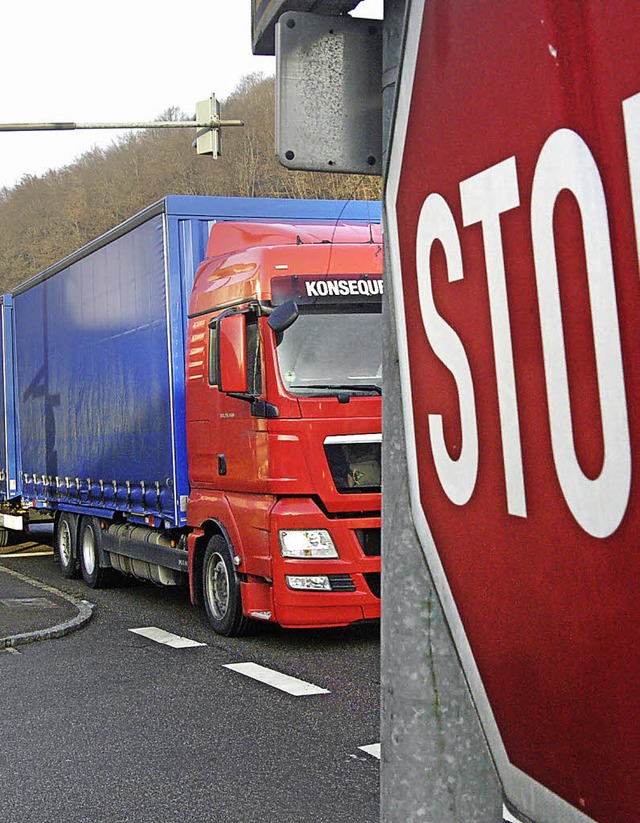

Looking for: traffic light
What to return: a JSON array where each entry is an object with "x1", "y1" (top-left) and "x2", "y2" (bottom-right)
[{"x1": 196, "y1": 94, "x2": 222, "y2": 157}]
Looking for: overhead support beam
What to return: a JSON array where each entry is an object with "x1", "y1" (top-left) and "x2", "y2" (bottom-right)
[
  {"x1": 0, "y1": 94, "x2": 242, "y2": 159},
  {"x1": 0, "y1": 119, "x2": 242, "y2": 132}
]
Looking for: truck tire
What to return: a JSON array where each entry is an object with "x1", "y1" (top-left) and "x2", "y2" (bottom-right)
[
  {"x1": 0, "y1": 528, "x2": 9, "y2": 548},
  {"x1": 56, "y1": 512, "x2": 79, "y2": 578},
  {"x1": 79, "y1": 517, "x2": 116, "y2": 588},
  {"x1": 202, "y1": 536, "x2": 250, "y2": 637}
]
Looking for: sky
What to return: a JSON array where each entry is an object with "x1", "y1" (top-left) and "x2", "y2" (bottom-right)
[{"x1": 0, "y1": 0, "x2": 383, "y2": 191}]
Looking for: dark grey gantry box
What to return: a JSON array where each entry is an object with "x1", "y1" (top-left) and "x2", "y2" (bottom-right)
[
  {"x1": 252, "y1": 0, "x2": 362, "y2": 55},
  {"x1": 276, "y1": 12, "x2": 383, "y2": 175}
]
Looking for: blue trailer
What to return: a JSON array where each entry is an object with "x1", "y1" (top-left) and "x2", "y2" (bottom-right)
[
  {"x1": 0, "y1": 195, "x2": 383, "y2": 634},
  {"x1": 2, "y1": 195, "x2": 379, "y2": 525},
  {"x1": 0, "y1": 295, "x2": 19, "y2": 543}
]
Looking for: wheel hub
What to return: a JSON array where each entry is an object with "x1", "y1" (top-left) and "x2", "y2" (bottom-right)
[{"x1": 207, "y1": 553, "x2": 229, "y2": 619}]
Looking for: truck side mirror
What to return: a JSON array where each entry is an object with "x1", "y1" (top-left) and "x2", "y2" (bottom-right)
[
  {"x1": 267, "y1": 300, "x2": 299, "y2": 345},
  {"x1": 218, "y1": 313, "x2": 248, "y2": 394}
]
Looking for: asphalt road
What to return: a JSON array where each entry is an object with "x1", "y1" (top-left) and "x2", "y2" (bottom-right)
[{"x1": 0, "y1": 545, "x2": 380, "y2": 823}]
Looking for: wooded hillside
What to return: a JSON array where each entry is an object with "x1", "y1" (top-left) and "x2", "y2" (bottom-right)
[{"x1": 0, "y1": 74, "x2": 380, "y2": 292}]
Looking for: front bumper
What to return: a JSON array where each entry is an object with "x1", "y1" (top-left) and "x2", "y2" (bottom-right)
[{"x1": 268, "y1": 497, "x2": 381, "y2": 629}]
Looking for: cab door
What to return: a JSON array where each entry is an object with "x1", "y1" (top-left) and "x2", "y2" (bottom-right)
[
  {"x1": 185, "y1": 313, "x2": 218, "y2": 489},
  {"x1": 186, "y1": 310, "x2": 265, "y2": 492}
]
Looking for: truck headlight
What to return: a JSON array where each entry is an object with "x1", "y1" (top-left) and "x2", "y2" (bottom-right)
[{"x1": 279, "y1": 529, "x2": 338, "y2": 558}]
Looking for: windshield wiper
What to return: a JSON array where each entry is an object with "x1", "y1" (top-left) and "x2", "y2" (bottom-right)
[{"x1": 294, "y1": 383, "x2": 382, "y2": 396}]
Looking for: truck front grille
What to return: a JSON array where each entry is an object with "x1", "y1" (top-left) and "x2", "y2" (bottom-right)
[{"x1": 324, "y1": 436, "x2": 381, "y2": 494}]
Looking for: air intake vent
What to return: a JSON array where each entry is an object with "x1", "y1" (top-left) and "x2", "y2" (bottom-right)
[
  {"x1": 363, "y1": 572, "x2": 381, "y2": 599},
  {"x1": 328, "y1": 574, "x2": 357, "y2": 592},
  {"x1": 355, "y1": 528, "x2": 381, "y2": 557}
]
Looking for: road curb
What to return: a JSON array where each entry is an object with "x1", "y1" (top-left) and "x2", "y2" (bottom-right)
[{"x1": 0, "y1": 565, "x2": 94, "y2": 648}]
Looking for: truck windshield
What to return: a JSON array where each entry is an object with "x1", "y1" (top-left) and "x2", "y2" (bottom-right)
[{"x1": 275, "y1": 307, "x2": 381, "y2": 396}]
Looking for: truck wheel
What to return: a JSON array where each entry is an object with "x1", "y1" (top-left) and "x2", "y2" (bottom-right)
[
  {"x1": 0, "y1": 528, "x2": 9, "y2": 548},
  {"x1": 56, "y1": 512, "x2": 79, "y2": 578},
  {"x1": 79, "y1": 517, "x2": 115, "y2": 588},
  {"x1": 202, "y1": 536, "x2": 250, "y2": 637}
]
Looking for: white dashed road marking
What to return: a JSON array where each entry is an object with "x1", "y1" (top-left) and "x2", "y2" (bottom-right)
[
  {"x1": 223, "y1": 661, "x2": 330, "y2": 696},
  {"x1": 359, "y1": 743, "x2": 380, "y2": 759},
  {"x1": 129, "y1": 626, "x2": 207, "y2": 648}
]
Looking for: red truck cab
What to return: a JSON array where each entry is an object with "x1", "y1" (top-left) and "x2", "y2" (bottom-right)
[{"x1": 185, "y1": 220, "x2": 383, "y2": 634}]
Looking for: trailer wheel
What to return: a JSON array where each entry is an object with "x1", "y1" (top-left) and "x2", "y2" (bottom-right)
[
  {"x1": 56, "y1": 512, "x2": 79, "y2": 578},
  {"x1": 79, "y1": 517, "x2": 115, "y2": 588},
  {"x1": 202, "y1": 536, "x2": 250, "y2": 637}
]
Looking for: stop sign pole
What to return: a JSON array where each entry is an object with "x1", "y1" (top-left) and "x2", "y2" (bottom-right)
[{"x1": 386, "y1": 1, "x2": 640, "y2": 821}]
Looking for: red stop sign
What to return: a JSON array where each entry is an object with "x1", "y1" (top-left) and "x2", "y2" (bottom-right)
[{"x1": 386, "y1": 2, "x2": 640, "y2": 821}]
